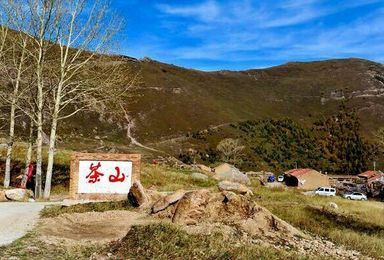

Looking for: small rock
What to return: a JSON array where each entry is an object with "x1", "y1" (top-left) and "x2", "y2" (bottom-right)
[
  {"x1": 0, "y1": 190, "x2": 8, "y2": 202},
  {"x1": 5, "y1": 188, "x2": 34, "y2": 201},
  {"x1": 218, "y1": 181, "x2": 253, "y2": 196},
  {"x1": 152, "y1": 190, "x2": 186, "y2": 213},
  {"x1": 195, "y1": 164, "x2": 212, "y2": 173},
  {"x1": 328, "y1": 202, "x2": 338, "y2": 209},
  {"x1": 128, "y1": 181, "x2": 148, "y2": 207},
  {"x1": 191, "y1": 172, "x2": 208, "y2": 181},
  {"x1": 222, "y1": 191, "x2": 238, "y2": 202},
  {"x1": 26, "y1": 246, "x2": 40, "y2": 253}
]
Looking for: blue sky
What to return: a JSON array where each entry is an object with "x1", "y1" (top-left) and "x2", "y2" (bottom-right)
[{"x1": 112, "y1": 0, "x2": 384, "y2": 71}]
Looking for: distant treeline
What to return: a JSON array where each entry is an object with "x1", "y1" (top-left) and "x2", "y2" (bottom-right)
[{"x1": 179, "y1": 106, "x2": 379, "y2": 174}]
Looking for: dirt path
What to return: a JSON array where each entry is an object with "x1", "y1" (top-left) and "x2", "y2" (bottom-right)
[{"x1": 0, "y1": 202, "x2": 56, "y2": 246}]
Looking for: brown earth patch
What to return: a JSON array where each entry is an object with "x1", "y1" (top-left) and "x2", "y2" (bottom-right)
[{"x1": 37, "y1": 210, "x2": 150, "y2": 243}]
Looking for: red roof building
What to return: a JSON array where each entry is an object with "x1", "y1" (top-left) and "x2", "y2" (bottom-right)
[
  {"x1": 284, "y1": 168, "x2": 330, "y2": 190},
  {"x1": 285, "y1": 168, "x2": 313, "y2": 177},
  {"x1": 358, "y1": 171, "x2": 384, "y2": 183}
]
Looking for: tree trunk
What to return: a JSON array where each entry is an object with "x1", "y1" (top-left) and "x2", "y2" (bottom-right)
[
  {"x1": 35, "y1": 82, "x2": 44, "y2": 198},
  {"x1": 44, "y1": 83, "x2": 62, "y2": 199},
  {"x1": 43, "y1": 112, "x2": 58, "y2": 199},
  {"x1": 3, "y1": 103, "x2": 15, "y2": 188},
  {"x1": 35, "y1": 62, "x2": 44, "y2": 198},
  {"x1": 34, "y1": 32, "x2": 45, "y2": 198},
  {"x1": 21, "y1": 120, "x2": 34, "y2": 188}
]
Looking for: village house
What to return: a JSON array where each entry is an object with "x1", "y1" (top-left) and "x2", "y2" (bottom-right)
[
  {"x1": 329, "y1": 175, "x2": 358, "y2": 186},
  {"x1": 284, "y1": 168, "x2": 330, "y2": 190},
  {"x1": 357, "y1": 171, "x2": 384, "y2": 183},
  {"x1": 357, "y1": 171, "x2": 384, "y2": 197}
]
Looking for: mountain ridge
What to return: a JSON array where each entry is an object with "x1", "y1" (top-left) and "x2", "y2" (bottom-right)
[{"x1": 3, "y1": 53, "x2": 384, "y2": 152}]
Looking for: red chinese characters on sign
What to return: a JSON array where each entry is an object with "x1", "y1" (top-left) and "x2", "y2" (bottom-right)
[
  {"x1": 86, "y1": 162, "x2": 104, "y2": 183},
  {"x1": 86, "y1": 162, "x2": 126, "y2": 184},
  {"x1": 109, "y1": 167, "x2": 126, "y2": 182}
]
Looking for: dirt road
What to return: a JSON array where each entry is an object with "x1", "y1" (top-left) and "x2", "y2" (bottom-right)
[{"x1": 0, "y1": 202, "x2": 53, "y2": 246}]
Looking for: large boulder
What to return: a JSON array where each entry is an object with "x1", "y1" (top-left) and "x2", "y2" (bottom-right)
[
  {"x1": 5, "y1": 188, "x2": 34, "y2": 201},
  {"x1": 218, "y1": 181, "x2": 253, "y2": 196},
  {"x1": 152, "y1": 190, "x2": 186, "y2": 213},
  {"x1": 213, "y1": 163, "x2": 250, "y2": 184},
  {"x1": 159, "y1": 189, "x2": 304, "y2": 239},
  {"x1": 128, "y1": 181, "x2": 148, "y2": 207}
]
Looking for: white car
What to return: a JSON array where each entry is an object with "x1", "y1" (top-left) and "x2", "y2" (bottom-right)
[
  {"x1": 343, "y1": 192, "x2": 367, "y2": 201},
  {"x1": 277, "y1": 175, "x2": 284, "y2": 182},
  {"x1": 314, "y1": 187, "x2": 336, "y2": 196}
]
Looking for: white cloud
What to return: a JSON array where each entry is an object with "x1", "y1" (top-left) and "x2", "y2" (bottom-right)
[{"x1": 157, "y1": 1, "x2": 220, "y2": 22}]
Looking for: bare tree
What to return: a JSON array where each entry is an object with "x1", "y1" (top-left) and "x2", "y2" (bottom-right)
[
  {"x1": 0, "y1": 0, "x2": 59, "y2": 195},
  {"x1": 0, "y1": 14, "x2": 9, "y2": 187},
  {"x1": 26, "y1": 0, "x2": 61, "y2": 197},
  {"x1": 41, "y1": 0, "x2": 128, "y2": 198},
  {"x1": 0, "y1": 2, "x2": 33, "y2": 188},
  {"x1": 216, "y1": 138, "x2": 245, "y2": 164},
  {"x1": 1, "y1": 0, "x2": 134, "y2": 198}
]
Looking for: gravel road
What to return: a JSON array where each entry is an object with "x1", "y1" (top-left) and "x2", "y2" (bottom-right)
[{"x1": 0, "y1": 202, "x2": 54, "y2": 246}]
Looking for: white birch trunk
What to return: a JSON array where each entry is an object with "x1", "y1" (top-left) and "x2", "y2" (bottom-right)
[
  {"x1": 35, "y1": 45, "x2": 44, "y2": 198},
  {"x1": 4, "y1": 43, "x2": 26, "y2": 188},
  {"x1": 4, "y1": 104, "x2": 15, "y2": 188},
  {"x1": 35, "y1": 72, "x2": 43, "y2": 198},
  {"x1": 44, "y1": 85, "x2": 62, "y2": 198}
]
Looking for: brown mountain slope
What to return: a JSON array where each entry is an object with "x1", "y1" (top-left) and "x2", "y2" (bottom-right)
[
  {"x1": 9, "y1": 57, "x2": 384, "y2": 150},
  {"x1": 104, "y1": 58, "x2": 384, "y2": 144}
]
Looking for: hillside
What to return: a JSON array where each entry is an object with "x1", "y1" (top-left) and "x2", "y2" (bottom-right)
[
  {"x1": 59, "y1": 58, "x2": 384, "y2": 147},
  {"x1": 2, "y1": 56, "x2": 384, "y2": 152}
]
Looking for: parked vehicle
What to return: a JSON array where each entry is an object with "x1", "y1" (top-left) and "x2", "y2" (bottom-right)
[
  {"x1": 277, "y1": 175, "x2": 284, "y2": 182},
  {"x1": 267, "y1": 175, "x2": 275, "y2": 182},
  {"x1": 343, "y1": 192, "x2": 367, "y2": 201},
  {"x1": 314, "y1": 187, "x2": 336, "y2": 196}
]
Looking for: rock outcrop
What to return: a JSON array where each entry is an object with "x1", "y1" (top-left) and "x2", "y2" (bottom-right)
[
  {"x1": 152, "y1": 189, "x2": 303, "y2": 240},
  {"x1": 172, "y1": 189, "x2": 210, "y2": 225},
  {"x1": 128, "y1": 181, "x2": 148, "y2": 207},
  {"x1": 152, "y1": 190, "x2": 186, "y2": 213}
]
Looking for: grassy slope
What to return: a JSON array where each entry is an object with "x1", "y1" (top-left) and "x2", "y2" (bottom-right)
[
  {"x1": 26, "y1": 57, "x2": 383, "y2": 153},
  {"x1": 255, "y1": 187, "x2": 384, "y2": 258},
  {"x1": 106, "y1": 223, "x2": 311, "y2": 260}
]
